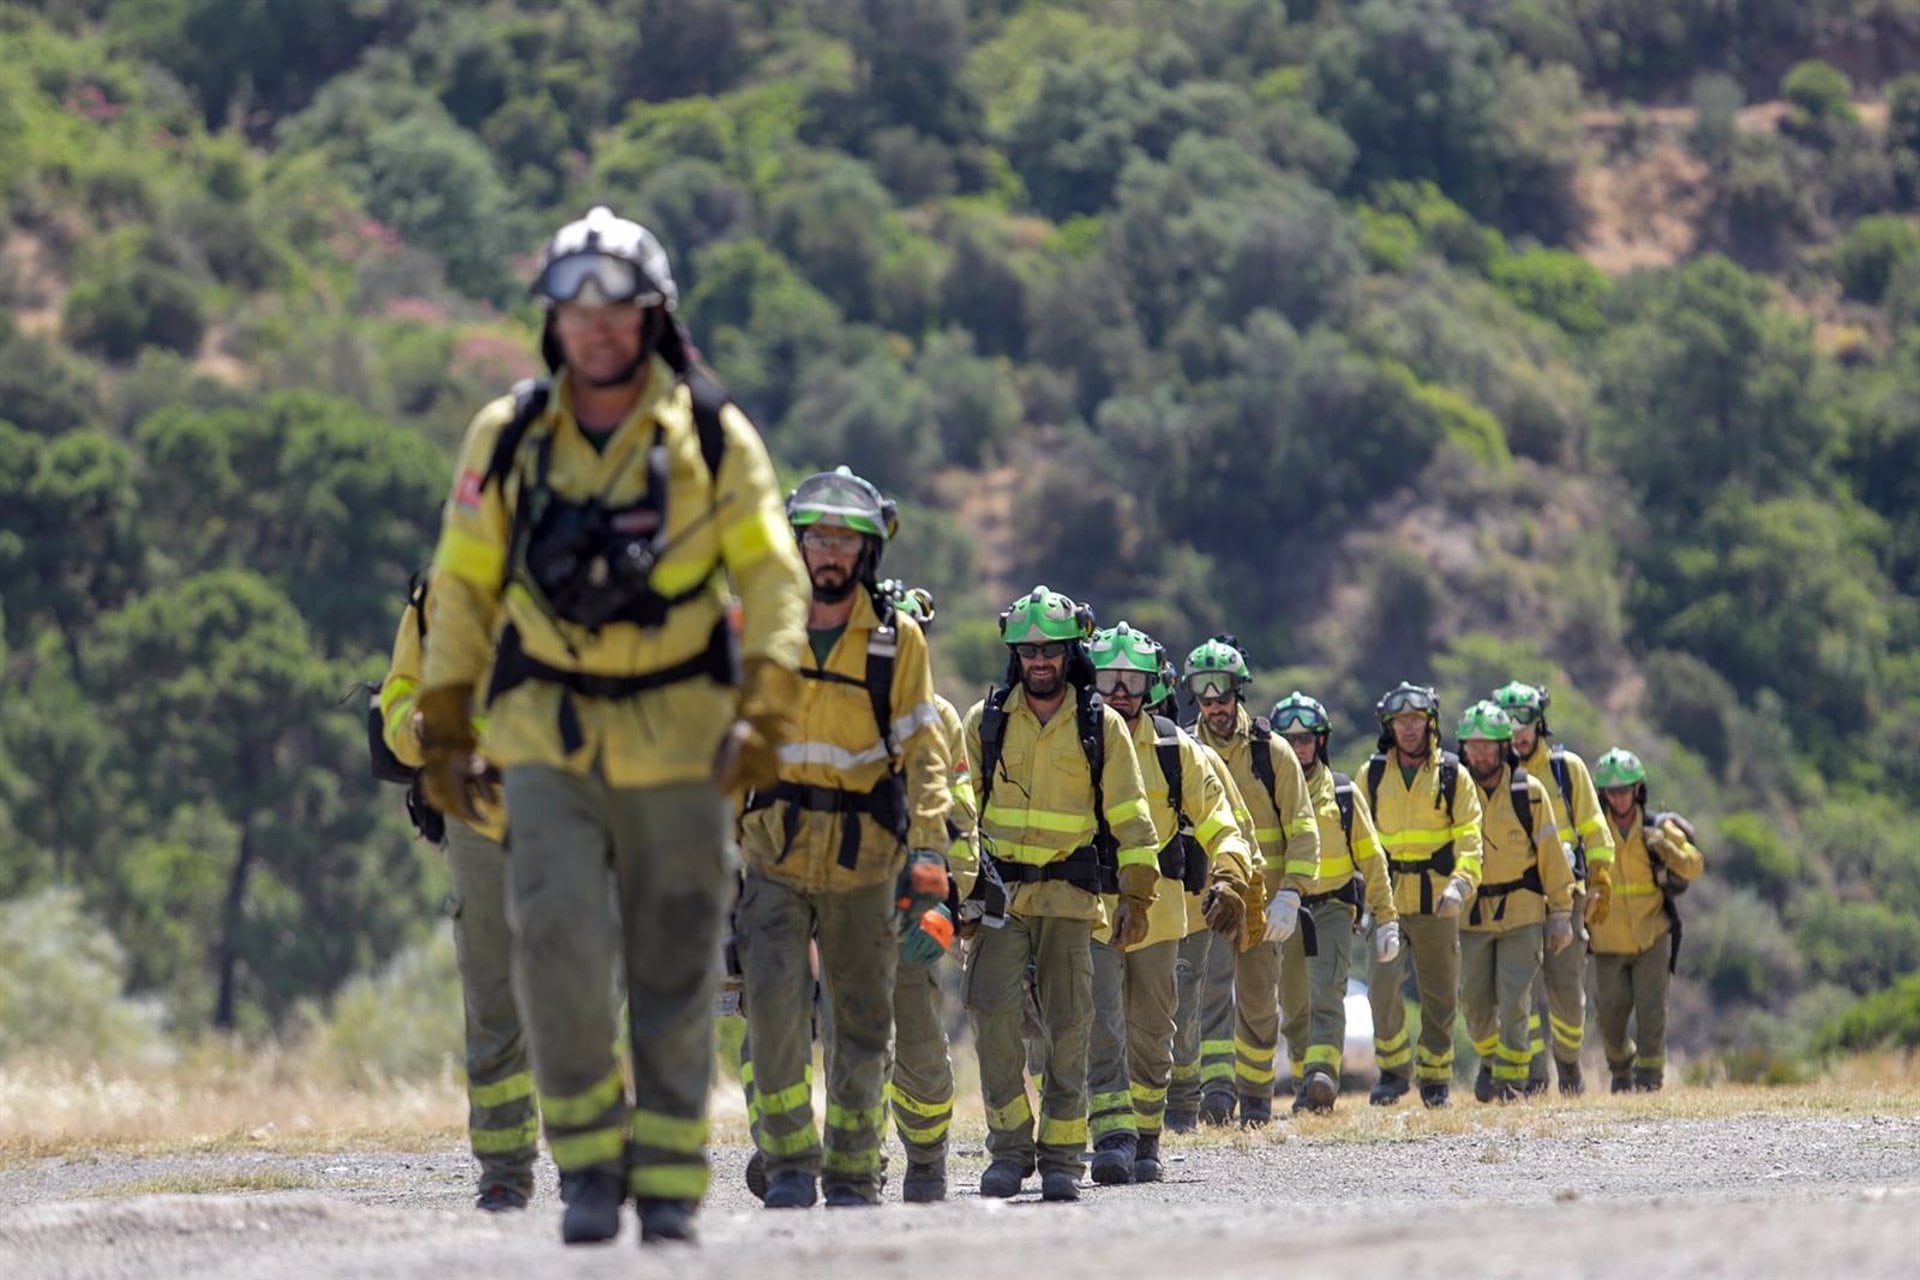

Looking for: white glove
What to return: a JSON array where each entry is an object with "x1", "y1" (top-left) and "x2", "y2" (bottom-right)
[
  {"x1": 1562, "y1": 841, "x2": 1579, "y2": 873},
  {"x1": 1373, "y1": 920, "x2": 1402, "y2": 964},
  {"x1": 1264, "y1": 889, "x2": 1302, "y2": 943},
  {"x1": 1546, "y1": 911, "x2": 1574, "y2": 955},
  {"x1": 1434, "y1": 876, "x2": 1471, "y2": 918}
]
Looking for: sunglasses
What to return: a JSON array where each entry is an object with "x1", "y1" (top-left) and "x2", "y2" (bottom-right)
[
  {"x1": 800, "y1": 527, "x2": 865, "y2": 554},
  {"x1": 1097, "y1": 670, "x2": 1152, "y2": 697},
  {"x1": 537, "y1": 252, "x2": 665, "y2": 306},
  {"x1": 1014, "y1": 641, "x2": 1067, "y2": 660}
]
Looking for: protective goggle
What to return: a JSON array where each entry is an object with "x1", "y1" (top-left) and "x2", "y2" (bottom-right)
[
  {"x1": 798, "y1": 527, "x2": 866, "y2": 554},
  {"x1": 1185, "y1": 673, "x2": 1238, "y2": 700},
  {"x1": 534, "y1": 253, "x2": 665, "y2": 307},
  {"x1": 1095, "y1": 669, "x2": 1152, "y2": 698},
  {"x1": 1378, "y1": 687, "x2": 1437, "y2": 717},
  {"x1": 1014, "y1": 641, "x2": 1067, "y2": 660},
  {"x1": 1271, "y1": 705, "x2": 1328, "y2": 734}
]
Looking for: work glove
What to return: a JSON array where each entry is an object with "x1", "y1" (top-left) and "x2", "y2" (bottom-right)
[
  {"x1": 416, "y1": 684, "x2": 498, "y2": 824},
  {"x1": 1263, "y1": 888, "x2": 1302, "y2": 943},
  {"x1": 897, "y1": 849, "x2": 954, "y2": 967},
  {"x1": 1585, "y1": 863, "x2": 1613, "y2": 926},
  {"x1": 711, "y1": 658, "x2": 802, "y2": 793},
  {"x1": 1373, "y1": 919, "x2": 1402, "y2": 964},
  {"x1": 1110, "y1": 863, "x2": 1158, "y2": 949},
  {"x1": 1434, "y1": 876, "x2": 1472, "y2": 919},
  {"x1": 1201, "y1": 880, "x2": 1248, "y2": 949},
  {"x1": 1545, "y1": 910, "x2": 1575, "y2": 955}
]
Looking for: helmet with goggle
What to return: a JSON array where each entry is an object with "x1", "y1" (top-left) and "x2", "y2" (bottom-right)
[
  {"x1": 1088, "y1": 623, "x2": 1163, "y2": 701},
  {"x1": 1457, "y1": 700, "x2": 1514, "y2": 742},
  {"x1": 1184, "y1": 635, "x2": 1251, "y2": 700},
  {"x1": 1000, "y1": 584, "x2": 1094, "y2": 646},
  {"x1": 1271, "y1": 691, "x2": 1332, "y2": 737},
  {"x1": 1593, "y1": 747, "x2": 1646, "y2": 790},
  {"x1": 1375, "y1": 680, "x2": 1439, "y2": 725},
  {"x1": 788, "y1": 467, "x2": 898, "y2": 546},
  {"x1": 879, "y1": 579, "x2": 935, "y2": 629},
  {"x1": 530, "y1": 206, "x2": 678, "y2": 309},
  {"x1": 1491, "y1": 680, "x2": 1549, "y2": 729}
]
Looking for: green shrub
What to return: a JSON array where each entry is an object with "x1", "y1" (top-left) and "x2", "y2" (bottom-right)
[
  {"x1": 299, "y1": 927, "x2": 462, "y2": 1086},
  {"x1": 1833, "y1": 215, "x2": 1920, "y2": 305},
  {"x1": 0, "y1": 889, "x2": 167, "y2": 1065},
  {"x1": 62, "y1": 259, "x2": 205, "y2": 361},
  {"x1": 1814, "y1": 971, "x2": 1920, "y2": 1052}
]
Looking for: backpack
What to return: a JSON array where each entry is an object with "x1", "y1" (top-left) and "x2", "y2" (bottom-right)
[
  {"x1": 1547, "y1": 742, "x2": 1588, "y2": 878},
  {"x1": 481, "y1": 370, "x2": 731, "y2": 497},
  {"x1": 976, "y1": 684, "x2": 1110, "y2": 848},
  {"x1": 795, "y1": 588, "x2": 900, "y2": 766},
  {"x1": 365, "y1": 573, "x2": 445, "y2": 844},
  {"x1": 1365, "y1": 749, "x2": 1462, "y2": 826},
  {"x1": 1152, "y1": 714, "x2": 1208, "y2": 894}
]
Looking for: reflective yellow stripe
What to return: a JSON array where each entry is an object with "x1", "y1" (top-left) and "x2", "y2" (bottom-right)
[
  {"x1": 1577, "y1": 815, "x2": 1606, "y2": 838},
  {"x1": 1375, "y1": 1028, "x2": 1408, "y2": 1052},
  {"x1": 1237, "y1": 1062, "x2": 1277, "y2": 1084},
  {"x1": 1286, "y1": 818, "x2": 1316, "y2": 836},
  {"x1": 1451, "y1": 824, "x2": 1478, "y2": 840},
  {"x1": 1304, "y1": 1044, "x2": 1342, "y2": 1069},
  {"x1": 549, "y1": 1128, "x2": 625, "y2": 1170},
  {"x1": 760, "y1": 1125, "x2": 816, "y2": 1156},
  {"x1": 630, "y1": 1110, "x2": 708, "y2": 1153},
  {"x1": 1383, "y1": 828, "x2": 1452, "y2": 850},
  {"x1": 1633, "y1": 1054, "x2": 1664, "y2": 1069},
  {"x1": 983, "y1": 837, "x2": 1098, "y2": 863},
  {"x1": 758, "y1": 1078, "x2": 812, "y2": 1118},
  {"x1": 1105, "y1": 796, "x2": 1148, "y2": 826},
  {"x1": 1196, "y1": 815, "x2": 1233, "y2": 846},
  {"x1": 1200, "y1": 1038, "x2": 1235, "y2": 1056},
  {"x1": 1036, "y1": 1115, "x2": 1087, "y2": 1147},
  {"x1": 720, "y1": 504, "x2": 782, "y2": 568},
  {"x1": 1115, "y1": 844, "x2": 1157, "y2": 869},
  {"x1": 1377, "y1": 1044, "x2": 1413, "y2": 1069},
  {"x1": 983, "y1": 804, "x2": 1094, "y2": 834},
  {"x1": 824, "y1": 1148, "x2": 884, "y2": 1174},
  {"x1": 380, "y1": 676, "x2": 418, "y2": 736},
  {"x1": 1472, "y1": 1035, "x2": 1500, "y2": 1057},
  {"x1": 1235, "y1": 1038, "x2": 1276, "y2": 1064},
  {"x1": 541, "y1": 1070, "x2": 623, "y2": 1127},
  {"x1": 1618, "y1": 882, "x2": 1660, "y2": 896},
  {"x1": 1314, "y1": 854, "x2": 1356, "y2": 879},
  {"x1": 629, "y1": 1161, "x2": 709, "y2": 1199},
  {"x1": 1130, "y1": 1082, "x2": 1167, "y2": 1105},
  {"x1": 1354, "y1": 834, "x2": 1383, "y2": 859},
  {"x1": 824, "y1": 1104, "x2": 887, "y2": 1132},
  {"x1": 470, "y1": 1115, "x2": 540, "y2": 1154},
  {"x1": 886, "y1": 1083, "x2": 951, "y2": 1119},
  {"x1": 1254, "y1": 825, "x2": 1283, "y2": 845},
  {"x1": 986, "y1": 1093, "x2": 1032, "y2": 1131},
  {"x1": 894, "y1": 1113, "x2": 950, "y2": 1144},
  {"x1": 435, "y1": 524, "x2": 505, "y2": 586},
  {"x1": 1284, "y1": 859, "x2": 1321, "y2": 876},
  {"x1": 469, "y1": 1070, "x2": 534, "y2": 1110}
]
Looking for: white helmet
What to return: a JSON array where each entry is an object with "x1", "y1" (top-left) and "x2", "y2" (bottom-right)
[{"x1": 529, "y1": 206, "x2": 677, "y2": 309}]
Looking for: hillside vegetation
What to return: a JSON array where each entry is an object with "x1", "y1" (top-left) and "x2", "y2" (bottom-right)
[{"x1": 4, "y1": 0, "x2": 1920, "y2": 1074}]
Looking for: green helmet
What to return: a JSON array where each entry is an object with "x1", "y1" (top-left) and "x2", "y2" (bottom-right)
[
  {"x1": 1000, "y1": 584, "x2": 1093, "y2": 645},
  {"x1": 787, "y1": 466, "x2": 898, "y2": 544},
  {"x1": 1088, "y1": 622, "x2": 1163, "y2": 672},
  {"x1": 1457, "y1": 700, "x2": 1514, "y2": 742},
  {"x1": 1593, "y1": 747, "x2": 1646, "y2": 789},
  {"x1": 879, "y1": 578, "x2": 935, "y2": 628},
  {"x1": 1375, "y1": 681, "x2": 1439, "y2": 725},
  {"x1": 1492, "y1": 680, "x2": 1549, "y2": 727},
  {"x1": 1184, "y1": 635, "x2": 1251, "y2": 699},
  {"x1": 1270, "y1": 691, "x2": 1332, "y2": 736}
]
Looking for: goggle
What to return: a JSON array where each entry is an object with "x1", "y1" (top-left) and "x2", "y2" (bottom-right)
[
  {"x1": 1014, "y1": 641, "x2": 1067, "y2": 660},
  {"x1": 1185, "y1": 673, "x2": 1237, "y2": 700},
  {"x1": 1271, "y1": 705, "x2": 1328, "y2": 734},
  {"x1": 536, "y1": 253, "x2": 664, "y2": 307},
  {"x1": 798, "y1": 527, "x2": 865, "y2": 554},
  {"x1": 1378, "y1": 687, "x2": 1437, "y2": 717},
  {"x1": 1096, "y1": 669, "x2": 1152, "y2": 697}
]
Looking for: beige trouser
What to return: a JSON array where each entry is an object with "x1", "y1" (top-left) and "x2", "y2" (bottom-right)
[
  {"x1": 1594, "y1": 938, "x2": 1675, "y2": 1075},
  {"x1": 1530, "y1": 908, "x2": 1589, "y2": 1081},
  {"x1": 965, "y1": 915, "x2": 1094, "y2": 1177},
  {"x1": 1233, "y1": 939, "x2": 1281, "y2": 1103},
  {"x1": 1083, "y1": 938, "x2": 1180, "y2": 1140},
  {"x1": 888, "y1": 955, "x2": 954, "y2": 1167},
  {"x1": 1198, "y1": 926, "x2": 1238, "y2": 1100},
  {"x1": 1167, "y1": 930, "x2": 1213, "y2": 1118},
  {"x1": 1461, "y1": 923, "x2": 1543, "y2": 1088},
  {"x1": 502, "y1": 766, "x2": 732, "y2": 1204},
  {"x1": 1367, "y1": 913, "x2": 1460, "y2": 1084},
  {"x1": 1279, "y1": 899, "x2": 1358, "y2": 1084}
]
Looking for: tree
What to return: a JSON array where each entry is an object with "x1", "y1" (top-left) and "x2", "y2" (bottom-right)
[{"x1": 362, "y1": 111, "x2": 520, "y2": 303}]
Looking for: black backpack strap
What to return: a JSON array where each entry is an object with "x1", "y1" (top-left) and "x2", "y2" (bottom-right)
[
  {"x1": 1364, "y1": 753, "x2": 1387, "y2": 819},
  {"x1": 407, "y1": 570, "x2": 429, "y2": 643},
  {"x1": 1438, "y1": 750, "x2": 1460, "y2": 816},
  {"x1": 1248, "y1": 716, "x2": 1277, "y2": 808},
  {"x1": 1151, "y1": 715, "x2": 1187, "y2": 830},
  {"x1": 1510, "y1": 765, "x2": 1535, "y2": 845},
  {"x1": 1332, "y1": 769, "x2": 1356, "y2": 855},
  {"x1": 685, "y1": 368, "x2": 730, "y2": 490},
  {"x1": 482, "y1": 377, "x2": 552, "y2": 490},
  {"x1": 1079, "y1": 690, "x2": 1111, "y2": 846},
  {"x1": 976, "y1": 686, "x2": 1011, "y2": 815},
  {"x1": 865, "y1": 591, "x2": 899, "y2": 763}
]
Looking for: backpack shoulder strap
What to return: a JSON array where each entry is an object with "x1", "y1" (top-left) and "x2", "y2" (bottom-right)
[
  {"x1": 1549, "y1": 743, "x2": 1578, "y2": 814},
  {"x1": 865, "y1": 592, "x2": 899, "y2": 764},
  {"x1": 1332, "y1": 769, "x2": 1356, "y2": 852},
  {"x1": 483, "y1": 377, "x2": 552, "y2": 489},
  {"x1": 685, "y1": 369, "x2": 730, "y2": 490},
  {"x1": 977, "y1": 686, "x2": 1012, "y2": 812},
  {"x1": 1080, "y1": 690, "x2": 1110, "y2": 836},
  {"x1": 1365, "y1": 753, "x2": 1388, "y2": 820},
  {"x1": 406, "y1": 570, "x2": 429, "y2": 643},
  {"x1": 1510, "y1": 765, "x2": 1535, "y2": 843},
  {"x1": 1248, "y1": 715, "x2": 1277, "y2": 805},
  {"x1": 1438, "y1": 750, "x2": 1461, "y2": 816},
  {"x1": 1152, "y1": 714, "x2": 1186, "y2": 828}
]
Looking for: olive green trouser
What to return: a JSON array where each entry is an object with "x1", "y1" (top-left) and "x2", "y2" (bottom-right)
[
  {"x1": 1167, "y1": 930, "x2": 1213, "y2": 1118},
  {"x1": 1233, "y1": 939, "x2": 1281, "y2": 1103},
  {"x1": 1198, "y1": 925, "x2": 1238, "y2": 1100},
  {"x1": 1461, "y1": 924, "x2": 1543, "y2": 1088},
  {"x1": 1084, "y1": 937, "x2": 1180, "y2": 1141},
  {"x1": 887, "y1": 953, "x2": 954, "y2": 1168},
  {"x1": 1529, "y1": 909, "x2": 1589, "y2": 1081},
  {"x1": 1367, "y1": 913, "x2": 1460, "y2": 1084},
  {"x1": 444, "y1": 821, "x2": 538, "y2": 1193},
  {"x1": 1594, "y1": 939, "x2": 1674, "y2": 1075},
  {"x1": 965, "y1": 915, "x2": 1094, "y2": 1177},
  {"x1": 1279, "y1": 901, "x2": 1358, "y2": 1086},
  {"x1": 502, "y1": 766, "x2": 732, "y2": 1205},
  {"x1": 738, "y1": 873, "x2": 898, "y2": 1195}
]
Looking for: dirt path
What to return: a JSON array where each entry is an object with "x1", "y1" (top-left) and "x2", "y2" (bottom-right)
[{"x1": 3, "y1": 1109, "x2": 1917, "y2": 1278}]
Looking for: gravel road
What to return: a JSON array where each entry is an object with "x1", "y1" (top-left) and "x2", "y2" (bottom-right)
[{"x1": 3, "y1": 1109, "x2": 1917, "y2": 1278}]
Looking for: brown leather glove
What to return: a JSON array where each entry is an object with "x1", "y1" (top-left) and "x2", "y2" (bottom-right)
[
  {"x1": 711, "y1": 657, "x2": 802, "y2": 793},
  {"x1": 1202, "y1": 879, "x2": 1248, "y2": 950},
  {"x1": 1241, "y1": 870, "x2": 1272, "y2": 952},
  {"x1": 417, "y1": 684, "x2": 498, "y2": 824},
  {"x1": 1585, "y1": 863, "x2": 1613, "y2": 926},
  {"x1": 1109, "y1": 862, "x2": 1158, "y2": 949}
]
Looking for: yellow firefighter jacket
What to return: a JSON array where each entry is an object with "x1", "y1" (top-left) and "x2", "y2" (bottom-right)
[
  {"x1": 964, "y1": 685, "x2": 1159, "y2": 924},
  {"x1": 939, "y1": 692, "x2": 979, "y2": 896},
  {"x1": 739, "y1": 591, "x2": 950, "y2": 891},
  {"x1": 1516, "y1": 738, "x2": 1616, "y2": 878},
  {"x1": 1301, "y1": 762, "x2": 1396, "y2": 924},
  {"x1": 1094, "y1": 715, "x2": 1254, "y2": 951},
  {"x1": 1184, "y1": 741, "x2": 1263, "y2": 938},
  {"x1": 1589, "y1": 808, "x2": 1704, "y2": 956},
  {"x1": 1463, "y1": 764, "x2": 1573, "y2": 933},
  {"x1": 422, "y1": 358, "x2": 808, "y2": 784},
  {"x1": 1364, "y1": 741, "x2": 1485, "y2": 917},
  {"x1": 380, "y1": 578, "x2": 507, "y2": 843},
  {"x1": 1194, "y1": 704, "x2": 1320, "y2": 895}
]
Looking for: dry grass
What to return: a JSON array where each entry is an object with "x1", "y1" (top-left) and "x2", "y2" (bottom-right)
[{"x1": 79, "y1": 1171, "x2": 326, "y2": 1198}]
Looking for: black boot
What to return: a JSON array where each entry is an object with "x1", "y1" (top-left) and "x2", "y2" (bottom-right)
[
  {"x1": 1419, "y1": 1081, "x2": 1450, "y2": 1109},
  {"x1": 902, "y1": 1156, "x2": 947, "y2": 1203},
  {"x1": 1040, "y1": 1169, "x2": 1081, "y2": 1202},
  {"x1": 1632, "y1": 1066, "x2": 1663, "y2": 1092},
  {"x1": 1132, "y1": 1133, "x2": 1163, "y2": 1183},
  {"x1": 476, "y1": 1182, "x2": 530, "y2": 1213},
  {"x1": 1610, "y1": 1071, "x2": 1632, "y2": 1094},
  {"x1": 823, "y1": 1182, "x2": 879, "y2": 1208},
  {"x1": 1473, "y1": 1066, "x2": 1496, "y2": 1104},
  {"x1": 636, "y1": 1198, "x2": 697, "y2": 1244},
  {"x1": 1089, "y1": 1133, "x2": 1135, "y2": 1185},
  {"x1": 1163, "y1": 1107, "x2": 1198, "y2": 1133},
  {"x1": 559, "y1": 1170, "x2": 624, "y2": 1244},
  {"x1": 1369, "y1": 1072, "x2": 1410, "y2": 1106},
  {"x1": 1198, "y1": 1089, "x2": 1236, "y2": 1126},
  {"x1": 1556, "y1": 1057, "x2": 1585, "y2": 1096},
  {"x1": 1292, "y1": 1066, "x2": 1338, "y2": 1114},
  {"x1": 979, "y1": 1159, "x2": 1030, "y2": 1198},
  {"x1": 763, "y1": 1169, "x2": 818, "y2": 1209},
  {"x1": 744, "y1": 1150, "x2": 767, "y2": 1202},
  {"x1": 1237, "y1": 1094, "x2": 1273, "y2": 1129}
]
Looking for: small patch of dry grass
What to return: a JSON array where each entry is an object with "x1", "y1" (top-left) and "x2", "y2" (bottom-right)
[{"x1": 80, "y1": 1170, "x2": 324, "y2": 1198}]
